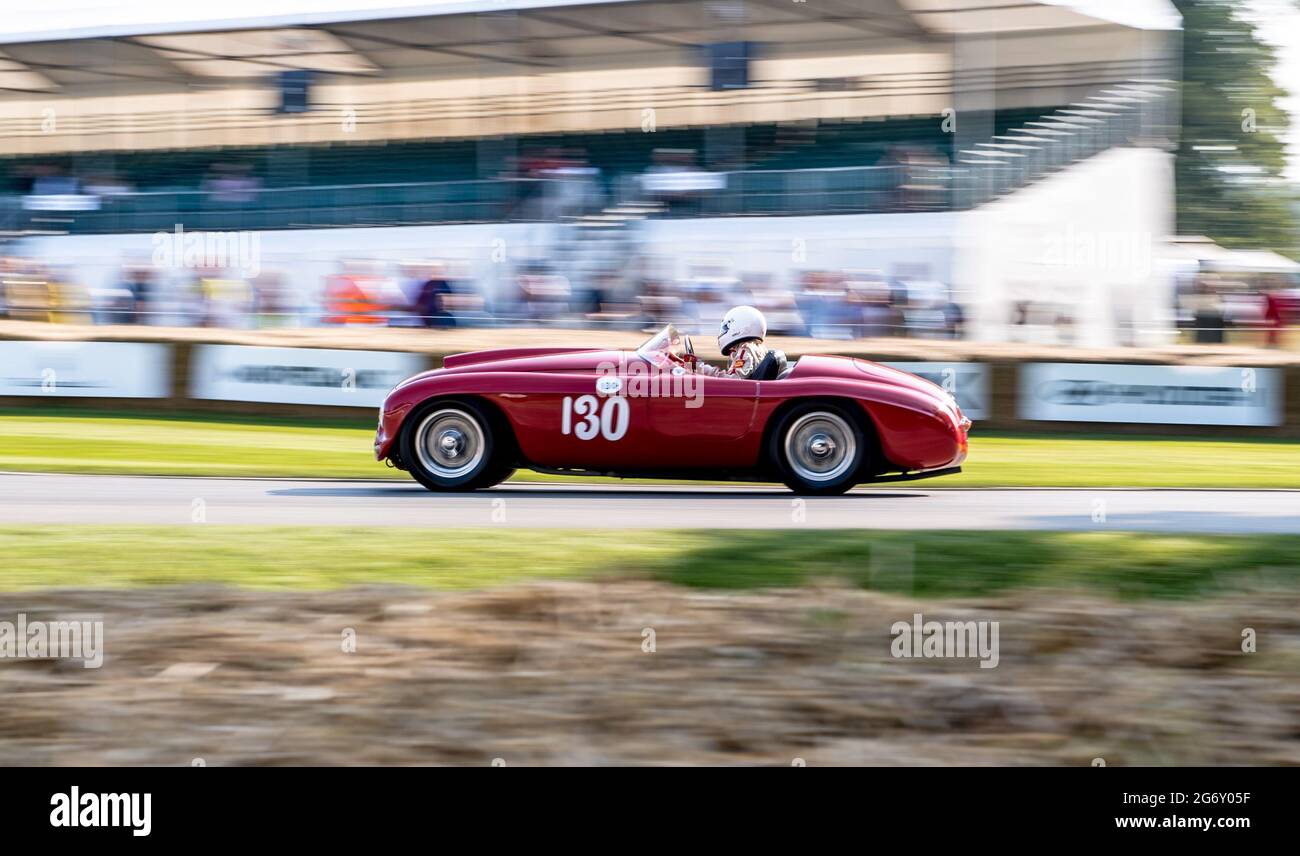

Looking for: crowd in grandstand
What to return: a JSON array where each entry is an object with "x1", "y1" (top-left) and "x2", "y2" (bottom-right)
[
  {"x1": 1, "y1": 106, "x2": 1295, "y2": 345},
  {"x1": 0, "y1": 251, "x2": 973, "y2": 340},
  {"x1": 5, "y1": 248, "x2": 1299, "y2": 345}
]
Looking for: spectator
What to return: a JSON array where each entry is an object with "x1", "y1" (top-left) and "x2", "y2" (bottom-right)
[
  {"x1": 253, "y1": 271, "x2": 299, "y2": 328},
  {"x1": 416, "y1": 265, "x2": 456, "y2": 328},
  {"x1": 203, "y1": 163, "x2": 261, "y2": 205},
  {"x1": 119, "y1": 266, "x2": 154, "y2": 324},
  {"x1": 943, "y1": 298, "x2": 965, "y2": 340},
  {"x1": 1263, "y1": 290, "x2": 1284, "y2": 349},
  {"x1": 641, "y1": 149, "x2": 721, "y2": 216},
  {"x1": 1190, "y1": 278, "x2": 1225, "y2": 345}
]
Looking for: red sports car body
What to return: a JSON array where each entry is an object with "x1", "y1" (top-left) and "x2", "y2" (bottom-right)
[{"x1": 375, "y1": 326, "x2": 969, "y2": 494}]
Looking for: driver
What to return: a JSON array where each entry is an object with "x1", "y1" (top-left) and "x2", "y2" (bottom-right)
[{"x1": 697, "y1": 305, "x2": 769, "y2": 378}]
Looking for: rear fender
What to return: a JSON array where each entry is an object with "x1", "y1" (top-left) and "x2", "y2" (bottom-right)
[{"x1": 759, "y1": 377, "x2": 961, "y2": 472}]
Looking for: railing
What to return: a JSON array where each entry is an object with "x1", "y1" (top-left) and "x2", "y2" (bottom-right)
[
  {"x1": 0, "y1": 80, "x2": 1176, "y2": 235},
  {"x1": 3, "y1": 165, "x2": 934, "y2": 234},
  {"x1": 955, "y1": 80, "x2": 1178, "y2": 207},
  {"x1": 5, "y1": 178, "x2": 554, "y2": 234},
  {"x1": 695, "y1": 165, "x2": 947, "y2": 217}
]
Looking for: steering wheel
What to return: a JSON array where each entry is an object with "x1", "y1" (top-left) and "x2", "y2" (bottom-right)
[{"x1": 667, "y1": 334, "x2": 698, "y2": 367}]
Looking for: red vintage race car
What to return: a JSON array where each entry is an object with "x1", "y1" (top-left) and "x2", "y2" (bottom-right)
[{"x1": 374, "y1": 324, "x2": 970, "y2": 494}]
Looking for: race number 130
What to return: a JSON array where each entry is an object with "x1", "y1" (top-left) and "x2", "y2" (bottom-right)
[{"x1": 561, "y1": 394, "x2": 629, "y2": 441}]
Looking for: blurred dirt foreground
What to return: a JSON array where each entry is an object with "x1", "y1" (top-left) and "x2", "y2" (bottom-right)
[{"x1": 2, "y1": 582, "x2": 1297, "y2": 766}]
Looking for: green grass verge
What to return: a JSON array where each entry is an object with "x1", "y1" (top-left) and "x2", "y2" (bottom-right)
[
  {"x1": 963, "y1": 433, "x2": 1300, "y2": 488},
  {"x1": 3, "y1": 407, "x2": 1299, "y2": 488},
  {"x1": 1, "y1": 527, "x2": 1295, "y2": 599}
]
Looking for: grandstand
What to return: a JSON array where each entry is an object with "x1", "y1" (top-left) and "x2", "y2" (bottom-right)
[
  {"x1": 0, "y1": 0, "x2": 1182, "y2": 347},
  {"x1": 0, "y1": 0, "x2": 1178, "y2": 231}
]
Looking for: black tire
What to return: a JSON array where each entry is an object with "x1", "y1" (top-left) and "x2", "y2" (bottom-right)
[
  {"x1": 479, "y1": 464, "x2": 517, "y2": 490},
  {"x1": 399, "y1": 399, "x2": 506, "y2": 492},
  {"x1": 769, "y1": 401, "x2": 868, "y2": 495}
]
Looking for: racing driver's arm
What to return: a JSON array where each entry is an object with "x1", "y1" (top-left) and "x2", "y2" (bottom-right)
[{"x1": 695, "y1": 340, "x2": 768, "y2": 379}]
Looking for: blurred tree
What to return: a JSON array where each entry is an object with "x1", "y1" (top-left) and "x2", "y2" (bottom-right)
[{"x1": 1174, "y1": 0, "x2": 1297, "y2": 255}]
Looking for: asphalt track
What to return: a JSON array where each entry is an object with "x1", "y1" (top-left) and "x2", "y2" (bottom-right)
[{"x1": 1, "y1": 472, "x2": 1298, "y2": 533}]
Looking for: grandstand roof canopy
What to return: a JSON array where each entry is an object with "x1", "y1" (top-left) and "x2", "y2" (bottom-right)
[{"x1": 0, "y1": 0, "x2": 1178, "y2": 94}]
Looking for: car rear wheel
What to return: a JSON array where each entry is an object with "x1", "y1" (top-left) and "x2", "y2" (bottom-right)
[
  {"x1": 771, "y1": 403, "x2": 867, "y2": 495},
  {"x1": 400, "y1": 400, "x2": 510, "y2": 491}
]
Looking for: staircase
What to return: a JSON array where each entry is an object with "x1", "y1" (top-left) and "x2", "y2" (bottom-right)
[{"x1": 955, "y1": 79, "x2": 1178, "y2": 207}]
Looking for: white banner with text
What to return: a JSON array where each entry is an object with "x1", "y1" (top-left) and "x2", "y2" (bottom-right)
[
  {"x1": 190, "y1": 345, "x2": 425, "y2": 407},
  {"x1": 1019, "y1": 363, "x2": 1283, "y2": 427},
  {"x1": 0, "y1": 341, "x2": 170, "y2": 398}
]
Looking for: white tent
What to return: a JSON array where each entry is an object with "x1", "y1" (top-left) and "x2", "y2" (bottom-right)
[
  {"x1": 1167, "y1": 237, "x2": 1300, "y2": 272},
  {"x1": 1208, "y1": 249, "x2": 1300, "y2": 273}
]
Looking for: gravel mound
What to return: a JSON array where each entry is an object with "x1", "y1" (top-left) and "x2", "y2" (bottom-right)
[{"x1": 2, "y1": 583, "x2": 1295, "y2": 766}]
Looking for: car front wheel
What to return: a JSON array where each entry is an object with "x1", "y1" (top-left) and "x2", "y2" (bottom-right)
[
  {"x1": 771, "y1": 403, "x2": 867, "y2": 495},
  {"x1": 400, "y1": 400, "x2": 510, "y2": 491}
]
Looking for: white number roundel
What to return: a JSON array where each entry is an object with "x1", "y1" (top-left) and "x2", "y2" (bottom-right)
[{"x1": 562, "y1": 395, "x2": 628, "y2": 442}]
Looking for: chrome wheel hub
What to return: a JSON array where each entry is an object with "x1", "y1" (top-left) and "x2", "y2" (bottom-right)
[
  {"x1": 808, "y1": 433, "x2": 834, "y2": 458},
  {"x1": 785, "y1": 412, "x2": 856, "y2": 483},
  {"x1": 438, "y1": 429, "x2": 465, "y2": 457},
  {"x1": 416, "y1": 409, "x2": 485, "y2": 478}
]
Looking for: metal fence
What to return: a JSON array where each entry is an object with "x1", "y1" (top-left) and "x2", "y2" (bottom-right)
[{"x1": 3, "y1": 165, "x2": 930, "y2": 234}]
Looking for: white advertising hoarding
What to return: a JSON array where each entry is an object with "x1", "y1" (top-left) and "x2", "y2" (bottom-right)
[
  {"x1": 1019, "y1": 363, "x2": 1283, "y2": 427},
  {"x1": 0, "y1": 341, "x2": 170, "y2": 397},
  {"x1": 883, "y1": 362, "x2": 990, "y2": 421},
  {"x1": 190, "y1": 345, "x2": 426, "y2": 407}
]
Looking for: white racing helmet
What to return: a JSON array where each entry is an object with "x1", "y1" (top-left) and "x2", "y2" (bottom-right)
[{"x1": 717, "y1": 305, "x2": 767, "y2": 355}]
